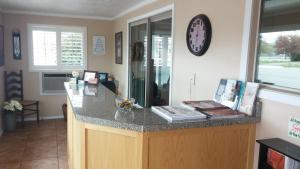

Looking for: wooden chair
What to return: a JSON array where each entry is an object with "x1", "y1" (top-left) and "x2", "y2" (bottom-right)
[{"x1": 4, "y1": 70, "x2": 39, "y2": 126}]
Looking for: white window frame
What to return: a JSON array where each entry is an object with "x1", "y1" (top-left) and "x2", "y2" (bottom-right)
[
  {"x1": 27, "y1": 24, "x2": 87, "y2": 72},
  {"x1": 241, "y1": 0, "x2": 300, "y2": 107}
]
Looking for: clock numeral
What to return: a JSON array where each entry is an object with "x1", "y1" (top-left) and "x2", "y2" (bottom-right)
[{"x1": 191, "y1": 28, "x2": 194, "y2": 32}]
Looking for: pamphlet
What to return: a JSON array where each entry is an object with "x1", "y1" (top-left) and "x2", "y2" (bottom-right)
[{"x1": 238, "y1": 82, "x2": 259, "y2": 115}]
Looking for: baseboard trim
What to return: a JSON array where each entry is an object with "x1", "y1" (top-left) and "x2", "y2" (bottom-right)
[{"x1": 16, "y1": 115, "x2": 64, "y2": 122}]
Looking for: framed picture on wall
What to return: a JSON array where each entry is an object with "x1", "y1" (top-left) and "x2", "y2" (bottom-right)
[
  {"x1": 0, "y1": 25, "x2": 4, "y2": 66},
  {"x1": 115, "y1": 32, "x2": 122, "y2": 64},
  {"x1": 93, "y1": 35, "x2": 105, "y2": 55},
  {"x1": 13, "y1": 31, "x2": 21, "y2": 60}
]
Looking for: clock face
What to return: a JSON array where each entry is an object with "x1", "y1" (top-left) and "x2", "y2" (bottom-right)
[{"x1": 186, "y1": 14, "x2": 212, "y2": 56}]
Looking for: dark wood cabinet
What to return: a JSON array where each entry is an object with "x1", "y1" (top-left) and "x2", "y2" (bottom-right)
[{"x1": 256, "y1": 138, "x2": 300, "y2": 169}]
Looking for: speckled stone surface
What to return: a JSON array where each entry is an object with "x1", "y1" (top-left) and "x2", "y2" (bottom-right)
[{"x1": 65, "y1": 83, "x2": 260, "y2": 132}]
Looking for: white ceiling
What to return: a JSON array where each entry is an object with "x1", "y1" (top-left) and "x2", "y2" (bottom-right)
[{"x1": 0, "y1": 0, "x2": 156, "y2": 20}]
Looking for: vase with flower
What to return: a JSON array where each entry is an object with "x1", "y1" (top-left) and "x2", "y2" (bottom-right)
[
  {"x1": 2, "y1": 100, "x2": 23, "y2": 131},
  {"x1": 70, "y1": 70, "x2": 80, "y2": 84}
]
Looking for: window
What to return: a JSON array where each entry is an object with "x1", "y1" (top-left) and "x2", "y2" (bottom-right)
[
  {"x1": 255, "y1": 0, "x2": 300, "y2": 91},
  {"x1": 28, "y1": 24, "x2": 87, "y2": 71}
]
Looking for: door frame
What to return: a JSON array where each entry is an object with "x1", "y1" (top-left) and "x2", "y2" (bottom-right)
[{"x1": 126, "y1": 4, "x2": 175, "y2": 106}]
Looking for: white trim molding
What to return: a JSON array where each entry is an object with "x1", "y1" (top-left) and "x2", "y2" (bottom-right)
[
  {"x1": 1, "y1": 9, "x2": 112, "y2": 20},
  {"x1": 127, "y1": 4, "x2": 174, "y2": 24},
  {"x1": 113, "y1": 0, "x2": 157, "y2": 19},
  {"x1": 258, "y1": 89, "x2": 300, "y2": 107},
  {"x1": 17, "y1": 115, "x2": 64, "y2": 122},
  {"x1": 0, "y1": 0, "x2": 157, "y2": 21},
  {"x1": 239, "y1": 0, "x2": 254, "y2": 81}
]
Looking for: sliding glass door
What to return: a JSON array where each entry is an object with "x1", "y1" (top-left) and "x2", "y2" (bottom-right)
[
  {"x1": 129, "y1": 11, "x2": 172, "y2": 107},
  {"x1": 129, "y1": 20, "x2": 148, "y2": 107}
]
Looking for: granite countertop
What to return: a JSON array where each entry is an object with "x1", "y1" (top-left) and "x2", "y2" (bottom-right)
[{"x1": 64, "y1": 82, "x2": 260, "y2": 132}]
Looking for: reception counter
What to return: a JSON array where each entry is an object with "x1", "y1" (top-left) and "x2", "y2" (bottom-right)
[{"x1": 65, "y1": 83, "x2": 260, "y2": 169}]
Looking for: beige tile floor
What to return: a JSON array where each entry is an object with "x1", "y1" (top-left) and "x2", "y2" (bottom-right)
[{"x1": 0, "y1": 119, "x2": 67, "y2": 169}]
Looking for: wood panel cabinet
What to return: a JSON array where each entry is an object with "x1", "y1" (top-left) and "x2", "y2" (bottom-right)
[{"x1": 67, "y1": 99, "x2": 256, "y2": 169}]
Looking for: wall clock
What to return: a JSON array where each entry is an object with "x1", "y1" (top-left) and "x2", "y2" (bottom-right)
[{"x1": 186, "y1": 14, "x2": 212, "y2": 56}]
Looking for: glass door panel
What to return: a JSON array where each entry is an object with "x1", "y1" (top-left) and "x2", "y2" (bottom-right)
[
  {"x1": 150, "y1": 17, "x2": 172, "y2": 106},
  {"x1": 129, "y1": 21, "x2": 148, "y2": 107},
  {"x1": 129, "y1": 12, "x2": 172, "y2": 107}
]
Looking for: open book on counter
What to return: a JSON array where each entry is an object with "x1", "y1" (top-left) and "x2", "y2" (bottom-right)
[{"x1": 151, "y1": 106, "x2": 207, "y2": 122}]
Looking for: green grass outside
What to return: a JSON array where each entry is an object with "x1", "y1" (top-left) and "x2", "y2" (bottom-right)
[{"x1": 259, "y1": 60, "x2": 300, "y2": 68}]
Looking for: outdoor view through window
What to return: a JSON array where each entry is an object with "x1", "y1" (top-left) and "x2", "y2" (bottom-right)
[{"x1": 256, "y1": 0, "x2": 300, "y2": 90}]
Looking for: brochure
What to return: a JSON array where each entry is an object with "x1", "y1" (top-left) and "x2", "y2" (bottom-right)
[{"x1": 238, "y1": 82, "x2": 259, "y2": 115}]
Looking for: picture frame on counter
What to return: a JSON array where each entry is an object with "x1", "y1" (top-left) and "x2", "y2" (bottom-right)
[
  {"x1": 115, "y1": 32, "x2": 122, "y2": 64},
  {"x1": 12, "y1": 31, "x2": 21, "y2": 60},
  {"x1": 83, "y1": 70, "x2": 98, "y2": 85}
]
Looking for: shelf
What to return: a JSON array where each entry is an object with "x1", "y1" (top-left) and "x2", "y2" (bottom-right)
[{"x1": 256, "y1": 138, "x2": 300, "y2": 162}]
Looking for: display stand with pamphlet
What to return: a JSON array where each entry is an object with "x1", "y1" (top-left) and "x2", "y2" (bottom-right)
[{"x1": 181, "y1": 79, "x2": 260, "y2": 118}]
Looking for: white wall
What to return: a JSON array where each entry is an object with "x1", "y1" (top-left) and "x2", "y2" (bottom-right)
[
  {"x1": 111, "y1": 0, "x2": 300, "y2": 169},
  {"x1": 112, "y1": 0, "x2": 245, "y2": 102}
]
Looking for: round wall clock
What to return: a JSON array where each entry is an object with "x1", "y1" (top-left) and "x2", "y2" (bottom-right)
[{"x1": 186, "y1": 14, "x2": 212, "y2": 56}]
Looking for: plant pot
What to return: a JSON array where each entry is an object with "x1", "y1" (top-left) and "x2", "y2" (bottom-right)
[{"x1": 4, "y1": 111, "x2": 17, "y2": 131}]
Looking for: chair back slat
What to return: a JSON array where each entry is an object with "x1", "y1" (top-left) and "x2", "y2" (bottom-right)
[
  {"x1": 6, "y1": 72, "x2": 21, "y2": 77},
  {"x1": 7, "y1": 85, "x2": 22, "y2": 92},
  {"x1": 4, "y1": 70, "x2": 24, "y2": 101},
  {"x1": 6, "y1": 79, "x2": 22, "y2": 86},
  {"x1": 7, "y1": 93, "x2": 22, "y2": 100}
]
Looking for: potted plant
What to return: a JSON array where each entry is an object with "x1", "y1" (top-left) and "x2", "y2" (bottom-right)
[{"x1": 3, "y1": 100, "x2": 23, "y2": 131}]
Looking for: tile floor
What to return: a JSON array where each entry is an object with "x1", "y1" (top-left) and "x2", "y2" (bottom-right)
[{"x1": 0, "y1": 119, "x2": 67, "y2": 169}]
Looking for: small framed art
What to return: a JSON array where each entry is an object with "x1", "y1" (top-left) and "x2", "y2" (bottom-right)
[
  {"x1": 0, "y1": 25, "x2": 4, "y2": 66},
  {"x1": 13, "y1": 31, "x2": 21, "y2": 60},
  {"x1": 93, "y1": 36, "x2": 105, "y2": 55},
  {"x1": 115, "y1": 32, "x2": 122, "y2": 64}
]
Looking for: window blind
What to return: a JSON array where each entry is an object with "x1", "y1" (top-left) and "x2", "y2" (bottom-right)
[{"x1": 61, "y1": 32, "x2": 84, "y2": 66}]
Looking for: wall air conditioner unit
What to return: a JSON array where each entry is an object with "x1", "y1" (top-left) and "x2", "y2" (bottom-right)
[{"x1": 40, "y1": 72, "x2": 71, "y2": 95}]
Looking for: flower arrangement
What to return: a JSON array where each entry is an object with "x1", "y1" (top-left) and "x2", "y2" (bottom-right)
[
  {"x1": 72, "y1": 71, "x2": 80, "y2": 78},
  {"x1": 3, "y1": 100, "x2": 23, "y2": 112},
  {"x1": 115, "y1": 98, "x2": 135, "y2": 111}
]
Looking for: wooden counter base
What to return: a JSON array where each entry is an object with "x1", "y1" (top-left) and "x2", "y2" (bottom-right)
[{"x1": 67, "y1": 99, "x2": 256, "y2": 169}]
